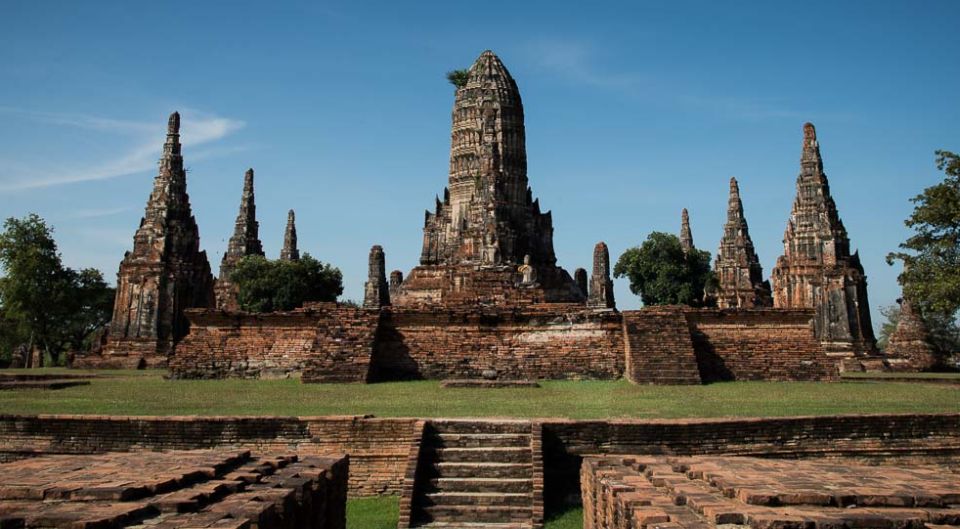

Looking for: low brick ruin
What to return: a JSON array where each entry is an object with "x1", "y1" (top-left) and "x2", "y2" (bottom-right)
[
  {"x1": 0, "y1": 449, "x2": 347, "y2": 529},
  {"x1": 582, "y1": 455, "x2": 960, "y2": 529}
]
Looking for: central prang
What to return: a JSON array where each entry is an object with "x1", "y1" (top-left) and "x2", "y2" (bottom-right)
[{"x1": 393, "y1": 51, "x2": 583, "y2": 306}]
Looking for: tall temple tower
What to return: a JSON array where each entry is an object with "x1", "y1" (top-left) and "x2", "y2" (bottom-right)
[
  {"x1": 103, "y1": 112, "x2": 215, "y2": 367},
  {"x1": 215, "y1": 168, "x2": 265, "y2": 310},
  {"x1": 395, "y1": 50, "x2": 582, "y2": 305},
  {"x1": 280, "y1": 209, "x2": 299, "y2": 261},
  {"x1": 679, "y1": 208, "x2": 694, "y2": 254},
  {"x1": 771, "y1": 123, "x2": 876, "y2": 355},
  {"x1": 714, "y1": 177, "x2": 772, "y2": 308}
]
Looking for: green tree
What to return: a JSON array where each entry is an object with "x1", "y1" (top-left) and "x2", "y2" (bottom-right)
[
  {"x1": 0, "y1": 214, "x2": 114, "y2": 365},
  {"x1": 887, "y1": 150, "x2": 960, "y2": 316},
  {"x1": 613, "y1": 231, "x2": 714, "y2": 306},
  {"x1": 232, "y1": 254, "x2": 343, "y2": 313},
  {"x1": 446, "y1": 69, "x2": 470, "y2": 89},
  {"x1": 876, "y1": 304, "x2": 901, "y2": 352}
]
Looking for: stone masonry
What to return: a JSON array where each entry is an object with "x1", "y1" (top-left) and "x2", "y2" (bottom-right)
[
  {"x1": 886, "y1": 296, "x2": 938, "y2": 371},
  {"x1": 215, "y1": 168, "x2": 265, "y2": 311},
  {"x1": 395, "y1": 50, "x2": 582, "y2": 305},
  {"x1": 713, "y1": 177, "x2": 772, "y2": 308},
  {"x1": 588, "y1": 242, "x2": 616, "y2": 309},
  {"x1": 364, "y1": 245, "x2": 390, "y2": 308},
  {"x1": 101, "y1": 112, "x2": 215, "y2": 368},
  {"x1": 771, "y1": 123, "x2": 877, "y2": 356},
  {"x1": 280, "y1": 209, "x2": 299, "y2": 261},
  {"x1": 680, "y1": 208, "x2": 694, "y2": 254}
]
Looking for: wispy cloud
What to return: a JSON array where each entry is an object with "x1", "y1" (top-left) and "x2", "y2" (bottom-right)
[
  {"x1": 522, "y1": 37, "x2": 817, "y2": 122},
  {"x1": 0, "y1": 108, "x2": 245, "y2": 192},
  {"x1": 70, "y1": 206, "x2": 134, "y2": 219}
]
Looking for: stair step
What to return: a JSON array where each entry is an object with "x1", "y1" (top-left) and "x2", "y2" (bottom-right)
[
  {"x1": 433, "y1": 462, "x2": 531, "y2": 479},
  {"x1": 432, "y1": 433, "x2": 531, "y2": 448},
  {"x1": 430, "y1": 421, "x2": 531, "y2": 435},
  {"x1": 420, "y1": 504, "x2": 533, "y2": 523},
  {"x1": 423, "y1": 492, "x2": 531, "y2": 507},
  {"x1": 433, "y1": 447, "x2": 531, "y2": 464},
  {"x1": 429, "y1": 477, "x2": 532, "y2": 493}
]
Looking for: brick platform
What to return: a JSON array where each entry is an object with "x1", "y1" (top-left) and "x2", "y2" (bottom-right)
[
  {"x1": 582, "y1": 455, "x2": 960, "y2": 529},
  {"x1": 0, "y1": 449, "x2": 347, "y2": 529}
]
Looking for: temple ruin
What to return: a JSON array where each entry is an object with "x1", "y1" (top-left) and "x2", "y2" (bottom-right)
[
  {"x1": 885, "y1": 295, "x2": 938, "y2": 371},
  {"x1": 771, "y1": 123, "x2": 877, "y2": 357},
  {"x1": 280, "y1": 209, "x2": 299, "y2": 261},
  {"x1": 394, "y1": 51, "x2": 582, "y2": 306},
  {"x1": 215, "y1": 168, "x2": 265, "y2": 311},
  {"x1": 94, "y1": 112, "x2": 215, "y2": 368},
  {"x1": 713, "y1": 177, "x2": 772, "y2": 308}
]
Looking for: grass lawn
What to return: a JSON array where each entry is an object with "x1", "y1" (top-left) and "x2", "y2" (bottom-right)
[
  {"x1": 0, "y1": 369, "x2": 956, "y2": 418},
  {"x1": 345, "y1": 496, "x2": 582, "y2": 529},
  {"x1": 841, "y1": 371, "x2": 960, "y2": 379}
]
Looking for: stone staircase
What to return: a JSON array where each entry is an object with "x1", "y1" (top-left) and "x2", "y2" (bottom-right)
[
  {"x1": 408, "y1": 420, "x2": 541, "y2": 529},
  {"x1": 622, "y1": 309, "x2": 703, "y2": 384}
]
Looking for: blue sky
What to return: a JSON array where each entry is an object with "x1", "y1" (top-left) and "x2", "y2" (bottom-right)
[{"x1": 1, "y1": 1, "x2": 958, "y2": 330}]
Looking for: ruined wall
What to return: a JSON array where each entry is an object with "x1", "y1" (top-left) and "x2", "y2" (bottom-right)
[
  {"x1": 685, "y1": 309, "x2": 839, "y2": 382},
  {"x1": 170, "y1": 303, "x2": 379, "y2": 380},
  {"x1": 622, "y1": 309, "x2": 702, "y2": 385},
  {"x1": 0, "y1": 414, "x2": 417, "y2": 497},
  {"x1": 1, "y1": 414, "x2": 957, "y2": 500},
  {"x1": 372, "y1": 304, "x2": 624, "y2": 381}
]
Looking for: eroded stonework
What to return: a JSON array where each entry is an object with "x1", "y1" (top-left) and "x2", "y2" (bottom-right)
[
  {"x1": 886, "y1": 296, "x2": 937, "y2": 371},
  {"x1": 215, "y1": 168, "x2": 265, "y2": 311},
  {"x1": 713, "y1": 177, "x2": 772, "y2": 308},
  {"x1": 394, "y1": 51, "x2": 582, "y2": 306},
  {"x1": 771, "y1": 123, "x2": 877, "y2": 356},
  {"x1": 280, "y1": 209, "x2": 299, "y2": 261},
  {"x1": 102, "y1": 112, "x2": 215, "y2": 367}
]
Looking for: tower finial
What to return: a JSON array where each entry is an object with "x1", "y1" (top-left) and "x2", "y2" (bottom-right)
[
  {"x1": 280, "y1": 209, "x2": 299, "y2": 261},
  {"x1": 168, "y1": 111, "x2": 180, "y2": 134},
  {"x1": 680, "y1": 208, "x2": 694, "y2": 254}
]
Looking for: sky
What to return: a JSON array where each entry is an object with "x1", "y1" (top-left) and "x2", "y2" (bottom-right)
[{"x1": 1, "y1": 1, "x2": 958, "y2": 331}]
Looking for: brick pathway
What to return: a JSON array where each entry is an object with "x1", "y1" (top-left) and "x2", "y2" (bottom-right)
[
  {"x1": 583, "y1": 455, "x2": 960, "y2": 529},
  {"x1": 0, "y1": 449, "x2": 347, "y2": 529}
]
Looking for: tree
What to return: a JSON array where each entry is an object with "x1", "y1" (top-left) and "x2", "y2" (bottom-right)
[
  {"x1": 887, "y1": 150, "x2": 960, "y2": 316},
  {"x1": 0, "y1": 214, "x2": 114, "y2": 365},
  {"x1": 613, "y1": 231, "x2": 714, "y2": 306},
  {"x1": 232, "y1": 254, "x2": 343, "y2": 313},
  {"x1": 876, "y1": 304, "x2": 901, "y2": 352},
  {"x1": 446, "y1": 69, "x2": 470, "y2": 89}
]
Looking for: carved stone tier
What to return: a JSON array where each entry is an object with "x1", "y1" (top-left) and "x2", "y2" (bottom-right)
[
  {"x1": 771, "y1": 123, "x2": 876, "y2": 356},
  {"x1": 714, "y1": 177, "x2": 772, "y2": 308},
  {"x1": 395, "y1": 50, "x2": 582, "y2": 306},
  {"x1": 102, "y1": 112, "x2": 215, "y2": 367}
]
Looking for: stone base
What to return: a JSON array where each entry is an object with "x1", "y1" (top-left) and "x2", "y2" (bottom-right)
[{"x1": 394, "y1": 264, "x2": 584, "y2": 306}]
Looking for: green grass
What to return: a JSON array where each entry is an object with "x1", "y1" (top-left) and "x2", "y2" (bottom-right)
[
  {"x1": 546, "y1": 506, "x2": 584, "y2": 529},
  {"x1": 0, "y1": 370, "x2": 956, "y2": 418},
  {"x1": 347, "y1": 496, "x2": 398, "y2": 529},
  {"x1": 841, "y1": 371, "x2": 960, "y2": 379}
]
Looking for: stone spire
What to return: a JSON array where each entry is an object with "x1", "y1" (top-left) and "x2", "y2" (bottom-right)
[
  {"x1": 389, "y1": 270, "x2": 404, "y2": 299},
  {"x1": 574, "y1": 268, "x2": 588, "y2": 298},
  {"x1": 280, "y1": 209, "x2": 299, "y2": 261},
  {"x1": 771, "y1": 123, "x2": 876, "y2": 355},
  {"x1": 363, "y1": 245, "x2": 390, "y2": 308},
  {"x1": 885, "y1": 296, "x2": 937, "y2": 371},
  {"x1": 395, "y1": 50, "x2": 582, "y2": 306},
  {"x1": 713, "y1": 177, "x2": 772, "y2": 308},
  {"x1": 419, "y1": 50, "x2": 555, "y2": 267},
  {"x1": 588, "y1": 242, "x2": 616, "y2": 309},
  {"x1": 216, "y1": 168, "x2": 265, "y2": 310},
  {"x1": 103, "y1": 111, "x2": 215, "y2": 366},
  {"x1": 680, "y1": 208, "x2": 694, "y2": 254}
]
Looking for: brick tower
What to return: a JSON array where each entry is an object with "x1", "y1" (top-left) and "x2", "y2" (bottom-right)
[
  {"x1": 771, "y1": 123, "x2": 876, "y2": 355},
  {"x1": 395, "y1": 50, "x2": 582, "y2": 305},
  {"x1": 215, "y1": 168, "x2": 264, "y2": 310},
  {"x1": 714, "y1": 177, "x2": 772, "y2": 308},
  {"x1": 103, "y1": 112, "x2": 215, "y2": 367}
]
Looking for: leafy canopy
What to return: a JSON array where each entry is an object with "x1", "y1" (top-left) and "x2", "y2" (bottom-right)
[
  {"x1": 446, "y1": 69, "x2": 470, "y2": 89},
  {"x1": 0, "y1": 214, "x2": 113, "y2": 364},
  {"x1": 887, "y1": 150, "x2": 960, "y2": 316},
  {"x1": 613, "y1": 231, "x2": 714, "y2": 306},
  {"x1": 232, "y1": 254, "x2": 343, "y2": 313}
]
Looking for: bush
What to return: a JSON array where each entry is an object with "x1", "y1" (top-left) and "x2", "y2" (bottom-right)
[{"x1": 232, "y1": 254, "x2": 343, "y2": 313}]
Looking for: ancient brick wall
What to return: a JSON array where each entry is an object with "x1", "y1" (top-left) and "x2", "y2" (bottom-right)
[
  {"x1": 685, "y1": 309, "x2": 838, "y2": 382},
  {"x1": 0, "y1": 414, "x2": 417, "y2": 497},
  {"x1": 622, "y1": 308, "x2": 702, "y2": 385},
  {"x1": 170, "y1": 303, "x2": 380, "y2": 380},
  {"x1": 372, "y1": 304, "x2": 624, "y2": 380}
]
